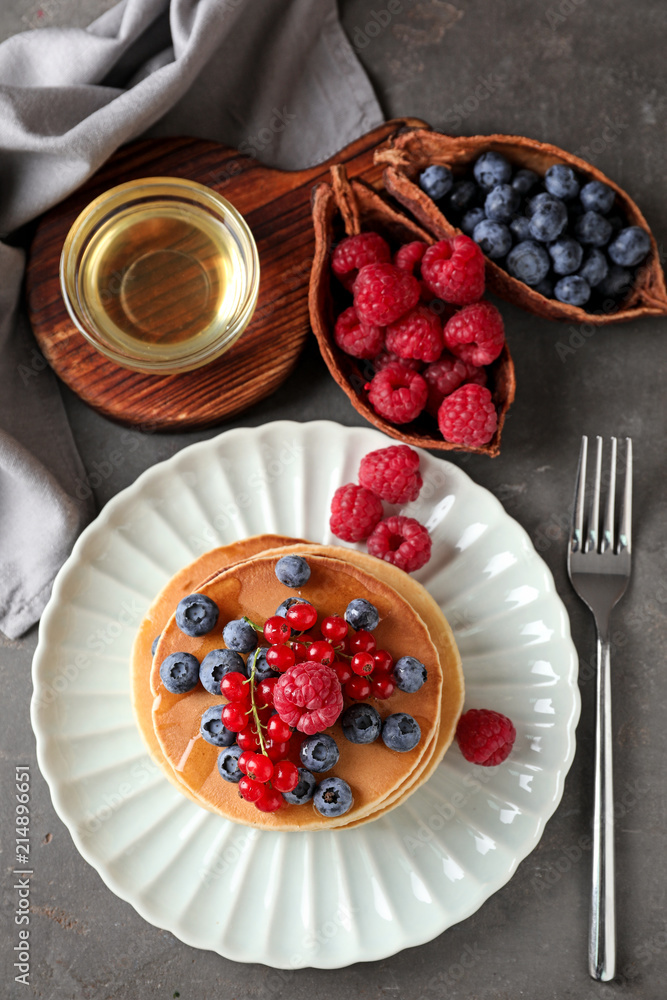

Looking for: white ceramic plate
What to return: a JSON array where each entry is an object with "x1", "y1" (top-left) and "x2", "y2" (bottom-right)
[{"x1": 32, "y1": 420, "x2": 579, "y2": 969}]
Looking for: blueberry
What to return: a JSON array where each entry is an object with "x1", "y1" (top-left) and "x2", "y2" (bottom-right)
[
  {"x1": 159, "y1": 652, "x2": 200, "y2": 694},
  {"x1": 341, "y1": 703, "x2": 382, "y2": 744},
  {"x1": 448, "y1": 180, "x2": 478, "y2": 213},
  {"x1": 554, "y1": 275, "x2": 591, "y2": 307},
  {"x1": 222, "y1": 618, "x2": 258, "y2": 653},
  {"x1": 313, "y1": 777, "x2": 353, "y2": 818},
  {"x1": 473, "y1": 151, "x2": 512, "y2": 191},
  {"x1": 151, "y1": 635, "x2": 160, "y2": 657},
  {"x1": 578, "y1": 248, "x2": 608, "y2": 288},
  {"x1": 345, "y1": 598, "x2": 379, "y2": 632},
  {"x1": 394, "y1": 656, "x2": 427, "y2": 693},
  {"x1": 275, "y1": 555, "x2": 311, "y2": 588},
  {"x1": 580, "y1": 180, "x2": 615, "y2": 214},
  {"x1": 608, "y1": 226, "x2": 651, "y2": 267},
  {"x1": 574, "y1": 211, "x2": 613, "y2": 247},
  {"x1": 247, "y1": 647, "x2": 278, "y2": 682},
  {"x1": 545, "y1": 164, "x2": 580, "y2": 201},
  {"x1": 275, "y1": 597, "x2": 315, "y2": 637},
  {"x1": 299, "y1": 734, "x2": 340, "y2": 772},
  {"x1": 533, "y1": 276, "x2": 555, "y2": 298},
  {"x1": 528, "y1": 195, "x2": 568, "y2": 242},
  {"x1": 511, "y1": 168, "x2": 539, "y2": 196},
  {"x1": 548, "y1": 236, "x2": 584, "y2": 276},
  {"x1": 217, "y1": 745, "x2": 243, "y2": 783},
  {"x1": 506, "y1": 241, "x2": 551, "y2": 286},
  {"x1": 525, "y1": 192, "x2": 552, "y2": 217},
  {"x1": 200, "y1": 705, "x2": 236, "y2": 747},
  {"x1": 509, "y1": 216, "x2": 533, "y2": 243},
  {"x1": 175, "y1": 593, "x2": 219, "y2": 637},
  {"x1": 597, "y1": 265, "x2": 633, "y2": 300},
  {"x1": 282, "y1": 767, "x2": 317, "y2": 805},
  {"x1": 200, "y1": 648, "x2": 246, "y2": 695},
  {"x1": 418, "y1": 165, "x2": 453, "y2": 201},
  {"x1": 473, "y1": 220, "x2": 512, "y2": 259},
  {"x1": 382, "y1": 713, "x2": 421, "y2": 752},
  {"x1": 461, "y1": 206, "x2": 486, "y2": 236},
  {"x1": 484, "y1": 184, "x2": 520, "y2": 223}
]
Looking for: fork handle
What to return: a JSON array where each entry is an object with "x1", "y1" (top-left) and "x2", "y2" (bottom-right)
[{"x1": 589, "y1": 633, "x2": 616, "y2": 981}]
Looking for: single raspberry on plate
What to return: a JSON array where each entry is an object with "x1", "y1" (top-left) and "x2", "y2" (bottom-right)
[
  {"x1": 443, "y1": 301, "x2": 505, "y2": 366},
  {"x1": 332, "y1": 232, "x2": 391, "y2": 290},
  {"x1": 438, "y1": 383, "x2": 498, "y2": 448},
  {"x1": 422, "y1": 235, "x2": 486, "y2": 305},
  {"x1": 358, "y1": 445, "x2": 423, "y2": 505},
  {"x1": 366, "y1": 362, "x2": 427, "y2": 424},
  {"x1": 456, "y1": 709, "x2": 516, "y2": 766},
  {"x1": 373, "y1": 351, "x2": 423, "y2": 373},
  {"x1": 333, "y1": 306, "x2": 384, "y2": 360},
  {"x1": 330, "y1": 483, "x2": 383, "y2": 541},
  {"x1": 394, "y1": 241, "x2": 428, "y2": 276},
  {"x1": 273, "y1": 661, "x2": 344, "y2": 735},
  {"x1": 385, "y1": 304, "x2": 443, "y2": 363},
  {"x1": 354, "y1": 263, "x2": 421, "y2": 326},
  {"x1": 423, "y1": 353, "x2": 487, "y2": 415},
  {"x1": 367, "y1": 515, "x2": 432, "y2": 572}
]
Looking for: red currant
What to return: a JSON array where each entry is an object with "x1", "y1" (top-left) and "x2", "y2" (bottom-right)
[
  {"x1": 373, "y1": 649, "x2": 394, "y2": 673},
  {"x1": 333, "y1": 660, "x2": 352, "y2": 685},
  {"x1": 371, "y1": 675, "x2": 396, "y2": 699},
  {"x1": 345, "y1": 676, "x2": 372, "y2": 700},
  {"x1": 349, "y1": 629, "x2": 376, "y2": 654},
  {"x1": 255, "y1": 786, "x2": 283, "y2": 812},
  {"x1": 286, "y1": 603, "x2": 318, "y2": 631},
  {"x1": 321, "y1": 616, "x2": 348, "y2": 643},
  {"x1": 265, "y1": 739, "x2": 289, "y2": 761},
  {"x1": 307, "y1": 640, "x2": 335, "y2": 666},
  {"x1": 271, "y1": 759, "x2": 299, "y2": 793},
  {"x1": 351, "y1": 651, "x2": 375, "y2": 676},
  {"x1": 220, "y1": 671, "x2": 248, "y2": 702},
  {"x1": 266, "y1": 644, "x2": 295, "y2": 672},
  {"x1": 245, "y1": 752, "x2": 274, "y2": 783},
  {"x1": 238, "y1": 775, "x2": 264, "y2": 802},
  {"x1": 221, "y1": 702, "x2": 249, "y2": 732},
  {"x1": 263, "y1": 616, "x2": 291, "y2": 644},
  {"x1": 291, "y1": 640, "x2": 310, "y2": 662},
  {"x1": 237, "y1": 750, "x2": 255, "y2": 775},
  {"x1": 267, "y1": 715, "x2": 292, "y2": 743},
  {"x1": 256, "y1": 677, "x2": 277, "y2": 706},
  {"x1": 236, "y1": 725, "x2": 261, "y2": 751}
]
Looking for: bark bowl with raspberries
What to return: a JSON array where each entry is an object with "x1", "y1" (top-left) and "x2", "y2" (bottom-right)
[{"x1": 308, "y1": 165, "x2": 516, "y2": 457}]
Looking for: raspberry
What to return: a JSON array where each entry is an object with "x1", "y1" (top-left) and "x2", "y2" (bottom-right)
[
  {"x1": 394, "y1": 241, "x2": 428, "y2": 275},
  {"x1": 422, "y1": 235, "x2": 485, "y2": 305},
  {"x1": 367, "y1": 515, "x2": 432, "y2": 572},
  {"x1": 443, "y1": 301, "x2": 505, "y2": 366},
  {"x1": 329, "y1": 483, "x2": 383, "y2": 542},
  {"x1": 332, "y1": 232, "x2": 391, "y2": 290},
  {"x1": 366, "y1": 362, "x2": 427, "y2": 424},
  {"x1": 334, "y1": 306, "x2": 384, "y2": 360},
  {"x1": 385, "y1": 305, "x2": 443, "y2": 363},
  {"x1": 423, "y1": 353, "x2": 487, "y2": 416},
  {"x1": 438, "y1": 384, "x2": 498, "y2": 448},
  {"x1": 374, "y1": 351, "x2": 423, "y2": 373},
  {"x1": 354, "y1": 263, "x2": 421, "y2": 326},
  {"x1": 273, "y1": 662, "x2": 344, "y2": 735},
  {"x1": 456, "y1": 709, "x2": 516, "y2": 766},
  {"x1": 358, "y1": 445, "x2": 423, "y2": 505}
]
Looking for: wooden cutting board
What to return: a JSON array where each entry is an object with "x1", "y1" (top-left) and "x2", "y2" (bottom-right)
[{"x1": 25, "y1": 119, "x2": 426, "y2": 431}]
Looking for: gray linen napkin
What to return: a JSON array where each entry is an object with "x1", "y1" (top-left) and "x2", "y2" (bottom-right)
[{"x1": 0, "y1": 0, "x2": 382, "y2": 639}]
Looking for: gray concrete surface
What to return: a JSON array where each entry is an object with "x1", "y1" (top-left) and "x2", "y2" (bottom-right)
[{"x1": 1, "y1": 1, "x2": 666, "y2": 998}]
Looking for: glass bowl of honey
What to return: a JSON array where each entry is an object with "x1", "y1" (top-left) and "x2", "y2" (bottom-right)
[{"x1": 60, "y1": 177, "x2": 260, "y2": 373}]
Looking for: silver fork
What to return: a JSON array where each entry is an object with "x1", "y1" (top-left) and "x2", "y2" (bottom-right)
[{"x1": 567, "y1": 435, "x2": 633, "y2": 982}]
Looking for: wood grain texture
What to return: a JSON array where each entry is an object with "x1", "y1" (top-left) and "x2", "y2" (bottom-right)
[{"x1": 26, "y1": 119, "x2": 426, "y2": 431}]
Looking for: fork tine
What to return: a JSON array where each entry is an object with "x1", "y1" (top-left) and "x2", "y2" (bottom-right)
[
  {"x1": 618, "y1": 437, "x2": 633, "y2": 553},
  {"x1": 601, "y1": 437, "x2": 617, "y2": 553},
  {"x1": 587, "y1": 436, "x2": 603, "y2": 553},
  {"x1": 572, "y1": 435, "x2": 588, "y2": 553}
]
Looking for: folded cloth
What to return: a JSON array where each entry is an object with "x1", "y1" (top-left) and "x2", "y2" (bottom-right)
[{"x1": 0, "y1": 0, "x2": 382, "y2": 640}]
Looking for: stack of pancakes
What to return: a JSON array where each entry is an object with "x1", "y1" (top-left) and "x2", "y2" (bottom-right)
[{"x1": 130, "y1": 536, "x2": 464, "y2": 831}]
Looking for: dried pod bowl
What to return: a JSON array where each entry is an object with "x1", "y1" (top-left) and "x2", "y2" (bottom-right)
[
  {"x1": 308, "y1": 166, "x2": 515, "y2": 457},
  {"x1": 376, "y1": 128, "x2": 667, "y2": 325}
]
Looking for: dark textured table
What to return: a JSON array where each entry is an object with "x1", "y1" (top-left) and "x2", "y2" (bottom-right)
[{"x1": 1, "y1": 1, "x2": 666, "y2": 997}]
